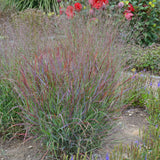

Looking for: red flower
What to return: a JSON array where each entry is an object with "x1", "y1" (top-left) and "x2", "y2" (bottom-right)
[
  {"x1": 65, "y1": 6, "x2": 75, "y2": 19},
  {"x1": 89, "y1": 0, "x2": 109, "y2": 9},
  {"x1": 74, "y1": 3, "x2": 82, "y2": 12},
  {"x1": 93, "y1": 1, "x2": 103, "y2": 9},
  {"x1": 59, "y1": 7, "x2": 63, "y2": 15},
  {"x1": 128, "y1": 3, "x2": 135, "y2": 12}
]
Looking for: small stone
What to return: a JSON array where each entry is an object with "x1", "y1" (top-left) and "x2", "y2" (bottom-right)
[
  {"x1": 26, "y1": 155, "x2": 32, "y2": 160},
  {"x1": 28, "y1": 146, "x2": 33, "y2": 149}
]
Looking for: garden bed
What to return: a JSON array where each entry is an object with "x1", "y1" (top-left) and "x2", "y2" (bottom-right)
[{"x1": 0, "y1": 1, "x2": 160, "y2": 159}]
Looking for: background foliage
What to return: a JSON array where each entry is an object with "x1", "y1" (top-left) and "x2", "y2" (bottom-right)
[
  {"x1": 126, "y1": 44, "x2": 160, "y2": 75},
  {"x1": 4, "y1": 0, "x2": 59, "y2": 13}
]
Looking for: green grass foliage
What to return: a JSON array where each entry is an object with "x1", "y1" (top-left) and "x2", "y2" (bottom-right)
[{"x1": 3, "y1": 0, "x2": 59, "y2": 13}]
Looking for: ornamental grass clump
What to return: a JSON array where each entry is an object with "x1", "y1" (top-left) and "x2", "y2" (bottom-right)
[{"x1": 0, "y1": 13, "x2": 131, "y2": 158}]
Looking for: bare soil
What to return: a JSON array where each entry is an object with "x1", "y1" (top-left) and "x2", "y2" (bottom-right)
[
  {"x1": 95, "y1": 107, "x2": 149, "y2": 159},
  {"x1": 0, "y1": 138, "x2": 45, "y2": 160}
]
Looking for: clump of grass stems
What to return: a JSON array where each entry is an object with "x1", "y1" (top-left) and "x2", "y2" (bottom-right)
[
  {"x1": 0, "y1": 79, "x2": 22, "y2": 138},
  {"x1": 0, "y1": 12, "x2": 135, "y2": 158}
]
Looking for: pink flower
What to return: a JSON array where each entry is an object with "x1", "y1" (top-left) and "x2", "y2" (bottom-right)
[
  {"x1": 118, "y1": 2, "x2": 124, "y2": 9},
  {"x1": 102, "y1": 2, "x2": 106, "y2": 10},
  {"x1": 125, "y1": 12, "x2": 134, "y2": 20},
  {"x1": 123, "y1": 10, "x2": 131, "y2": 14},
  {"x1": 88, "y1": 0, "x2": 95, "y2": 6},
  {"x1": 89, "y1": 8, "x2": 94, "y2": 16}
]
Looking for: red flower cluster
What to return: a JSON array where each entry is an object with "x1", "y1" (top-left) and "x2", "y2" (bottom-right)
[
  {"x1": 89, "y1": 0, "x2": 109, "y2": 10},
  {"x1": 128, "y1": 3, "x2": 135, "y2": 12},
  {"x1": 65, "y1": 2, "x2": 82, "y2": 19},
  {"x1": 124, "y1": 3, "x2": 135, "y2": 21}
]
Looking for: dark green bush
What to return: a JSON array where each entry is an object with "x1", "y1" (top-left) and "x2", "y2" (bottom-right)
[
  {"x1": 108, "y1": 0, "x2": 160, "y2": 46},
  {"x1": 129, "y1": 0, "x2": 160, "y2": 46},
  {"x1": 5, "y1": 0, "x2": 59, "y2": 13}
]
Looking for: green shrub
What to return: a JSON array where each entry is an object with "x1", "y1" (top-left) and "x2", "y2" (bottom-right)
[
  {"x1": 5, "y1": 0, "x2": 59, "y2": 13},
  {"x1": 109, "y1": 0, "x2": 160, "y2": 46},
  {"x1": 0, "y1": 80, "x2": 22, "y2": 138},
  {"x1": 0, "y1": 0, "x2": 8, "y2": 12},
  {"x1": 145, "y1": 84, "x2": 160, "y2": 125},
  {"x1": 126, "y1": 45, "x2": 160, "y2": 75},
  {"x1": 129, "y1": 0, "x2": 160, "y2": 46}
]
